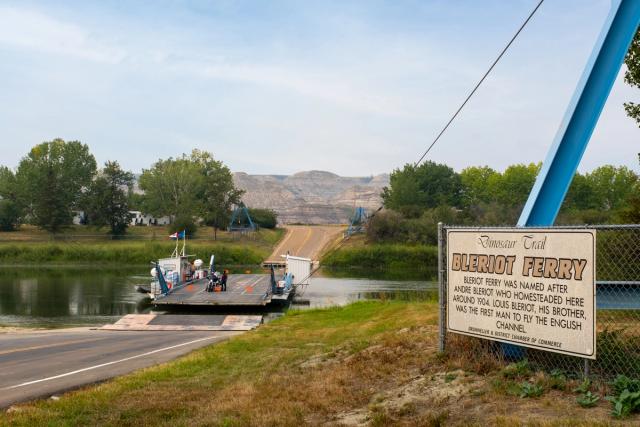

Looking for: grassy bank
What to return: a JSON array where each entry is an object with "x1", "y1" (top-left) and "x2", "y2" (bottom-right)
[
  {"x1": 2, "y1": 300, "x2": 632, "y2": 426},
  {"x1": 322, "y1": 236, "x2": 438, "y2": 280},
  {"x1": 0, "y1": 241, "x2": 267, "y2": 265},
  {"x1": 0, "y1": 225, "x2": 284, "y2": 244},
  {"x1": 0, "y1": 228, "x2": 283, "y2": 265}
]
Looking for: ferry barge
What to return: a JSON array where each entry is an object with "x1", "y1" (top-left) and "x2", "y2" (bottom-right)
[{"x1": 142, "y1": 231, "x2": 312, "y2": 307}]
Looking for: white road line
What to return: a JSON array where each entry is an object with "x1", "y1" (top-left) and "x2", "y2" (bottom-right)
[{"x1": 1, "y1": 336, "x2": 218, "y2": 390}]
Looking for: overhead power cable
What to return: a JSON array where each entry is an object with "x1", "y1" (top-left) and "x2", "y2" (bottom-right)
[
  {"x1": 302, "y1": 0, "x2": 546, "y2": 283},
  {"x1": 414, "y1": 0, "x2": 545, "y2": 166}
]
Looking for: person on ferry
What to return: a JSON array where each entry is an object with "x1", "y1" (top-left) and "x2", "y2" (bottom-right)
[
  {"x1": 221, "y1": 270, "x2": 228, "y2": 292},
  {"x1": 207, "y1": 271, "x2": 219, "y2": 292}
]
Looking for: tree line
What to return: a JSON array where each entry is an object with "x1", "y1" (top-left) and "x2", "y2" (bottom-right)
[
  {"x1": 370, "y1": 159, "x2": 640, "y2": 245},
  {"x1": 0, "y1": 139, "x2": 276, "y2": 235},
  {"x1": 370, "y1": 27, "x2": 640, "y2": 246}
]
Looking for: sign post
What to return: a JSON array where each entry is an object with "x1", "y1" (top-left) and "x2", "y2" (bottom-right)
[{"x1": 446, "y1": 228, "x2": 596, "y2": 359}]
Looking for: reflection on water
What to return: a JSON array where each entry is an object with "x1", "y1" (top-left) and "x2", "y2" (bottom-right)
[
  {"x1": 0, "y1": 267, "x2": 436, "y2": 327},
  {"x1": 292, "y1": 277, "x2": 437, "y2": 308},
  {"x1": 321, "y1": 266, "x2": 437, "y2": 281},
  {"x1": 0, "y1": 267, "x2": 149, "y2": 327}
]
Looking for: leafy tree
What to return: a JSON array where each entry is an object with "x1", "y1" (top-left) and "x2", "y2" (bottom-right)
[
  {"x1": 382, "y1": 161, "x2": 461, "y2": 216},
  {"x1": 170, "y1": 214, "x2": 198, "y2": 236},
  {"x1": 248, "y1": 208, "x2": 278, "y2": 229},
  {"x1": 84, "y1": 161, "x2": 134, "y2": 235},
  {"x1": 562, "y1": 172, "x2": 597, "y2": 211},
  {"x1": 460, "y1": 166, "x2": 499, "y2": 207},
  {"x1": 617, "y1": 155, "x2": 640, "y2": 223},
  {"x1": 138, "y1": 154, "x2": 203, "y2": 222},
  {"x1": 366, "y1": 210, "x2": 404, "y2": 242},
  {"x1": 408, "y1": 205, "x2": 459, "y2": 244},
  {"x1": 618, "y1": 189, "x2": 640, "y2": 223},
  {"x1": 465, "y1": 201, "x2": 522, "y2": 226},
  {"x1": 624, "y1": 29, "x2": 640, "y2": 126},
  {"x1": 15, "y1": 139, "x2": 96, "y2": 233},
  {"x1": 493, "y1": 163, "x2": 541, "y2": 207},
  {"x1": 191, "y1": 150, "x2": 243, "y2": 240},
  {"x1": 138, "y1": 150, "x2": 243, "y2": 239},
  {"x1": 0, "y1": 166, "x2": 17, "y2": 200},
  {"x1": 127, "y1": 191, "x2": 145, "y2": 211},
  {"x1": 0, "y1": 166, "x2": 21, "y2": 231},
  {"x1": 586, "y1": 165, "x2": 638, "y2": 211},
  {"x1": 0, "y1": 200, "x2": 20, "y2": 231}
]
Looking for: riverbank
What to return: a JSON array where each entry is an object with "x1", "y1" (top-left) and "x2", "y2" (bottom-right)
[
  {"x1": 1, "y1": 300, "x2": 628, "y2": 426},
  {"x1": 321, "y1": 235, "x2": 438, "y2": 280},
  {"x1": 0, "y1": 228, "x2": 283, "y2": 265},
  {"x1": 0, "y1": 225, "x2": 284, "y2": 243}
]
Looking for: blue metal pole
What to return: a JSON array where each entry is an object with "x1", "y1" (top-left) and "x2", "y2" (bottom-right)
[
  {"x1": 504, "y1": 0, "x2": 640, "y2": 361},
  {"x1": 518, "y1": 0, "x2": 640, "y2": 227}
]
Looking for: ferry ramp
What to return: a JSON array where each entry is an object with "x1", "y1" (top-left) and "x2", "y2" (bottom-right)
[{"x1": 263, "y1": 225, "x2": 344, "y2": 266}]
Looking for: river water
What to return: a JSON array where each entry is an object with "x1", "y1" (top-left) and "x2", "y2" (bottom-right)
[{"x1": 0, "y1": 267, "x2": 437, "y2": 327}]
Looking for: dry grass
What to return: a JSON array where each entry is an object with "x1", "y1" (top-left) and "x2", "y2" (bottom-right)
[{"x1": 2, "y1": 301, "x2": 637, "y2": 426}]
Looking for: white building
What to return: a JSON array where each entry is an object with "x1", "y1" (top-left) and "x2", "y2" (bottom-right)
[
  {"x1": 129, "y1": 211, "x2": 171, "y2": 226},
  {"x1": 72, "y1": 210, "x2": 86, "y2": 225}
]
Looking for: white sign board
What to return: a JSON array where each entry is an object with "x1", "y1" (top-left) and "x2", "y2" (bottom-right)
[{"x1": 447, "y1": 229, "x2": 596, "y2": 359}]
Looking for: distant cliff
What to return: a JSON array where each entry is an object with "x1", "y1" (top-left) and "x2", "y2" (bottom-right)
[{"x1": 233, "y1": 170, "x2": 389, "y2": 224}]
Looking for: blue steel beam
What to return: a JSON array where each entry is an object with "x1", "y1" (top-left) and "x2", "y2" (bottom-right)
[{"x1": 518, "y1": 0, "x2": 640, "y2": 227}]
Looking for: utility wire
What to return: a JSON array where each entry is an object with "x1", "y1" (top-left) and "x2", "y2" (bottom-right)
[
  {"x1": 414, "y1": 0, "x2": 545, "y2": 166},
  {"x1": 302, "y1": 0, "x2": 546, "y2": 283}
]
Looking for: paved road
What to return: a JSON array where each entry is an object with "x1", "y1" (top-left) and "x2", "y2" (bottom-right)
[
  {"x1": 0, "y1": 328, "x2": 239, "y2": 408},
  {"x1": 265, "y1": 225, "x2": 344, "y2": 263}
]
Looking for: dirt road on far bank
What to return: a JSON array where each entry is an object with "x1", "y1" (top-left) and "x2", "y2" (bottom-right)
[{"x1": 264, "y1": 225, "x2": 344, "y2": 262}]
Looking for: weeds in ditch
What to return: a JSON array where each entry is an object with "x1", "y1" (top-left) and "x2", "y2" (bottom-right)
[
  {"x1": 576, "y1": 391, "x2": 600, "y2": 408},
  {"x1": 573, "y1": 378, "x2": 592, "y2": 394},
  {"x1": 501, "y1": 359, "x2": 531, "y2": 379},
  {"x1": 606, "y1": 375, "x2": 640, "y2": 418},
  {"x1": 545, "y1": 369, "x2": 567, "y2": 391},
  {"x1": 518, "y1": 381, "x2": 544, "y2": 398}
]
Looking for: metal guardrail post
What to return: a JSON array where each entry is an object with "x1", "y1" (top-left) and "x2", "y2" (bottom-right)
[
  {"x1": 584, "y1": 358, "x2": 591, "y2": 379},
  {"x1": 438, "y1": 222, "x2": 446, "y2": 353}
]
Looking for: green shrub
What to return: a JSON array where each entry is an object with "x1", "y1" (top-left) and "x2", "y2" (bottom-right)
[
  {"x1": 170, "y1": 215, "x2": 197, "y2": 237},
  {"x1": 548, "y1": 369, "x2": 567, "y2": 390},
  {"x1": 608, "y1": 389, "x2": 640, "y2": 418},
  {"x1": 518, "y1": 381, "x2": 544, "y2": 398},
  {"x1": 573, "y1": 378, "x2": 591, "y2": 394},
  {"x1": 501, "y1": 360, "x2": 531, "y2": 379},
  {"x1": 606, "y1": 375, "x2": 640, "y2": 418},
  {"x1": 577, "y1": 391, "x2": 600, "y2": 408},
  {"x1": 322, "y1": 244, "x2": 438, "y2": 280},
  {"x1": 248, "y1": 208, "x2": 278, "y2": 229},
  {"x1": 611, "y1": 375, "x2": 640, "y2": 395},
  {"x1": 366, "y1": 206, "x2": 459, "y2": 245},
  {"x1": 595, "y1": 329, "x2": 640, "y2": 377},
  {"x1": 444, "y1": 373, "x2": 457, "y2": 383},
  {"x1": 366, "y1": 211, "x2": 404, "y2": 242}
]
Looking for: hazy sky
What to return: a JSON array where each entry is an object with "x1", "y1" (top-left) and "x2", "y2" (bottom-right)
[{"x1": 0, "y1": 0, "x2": 638, "y2": 176}]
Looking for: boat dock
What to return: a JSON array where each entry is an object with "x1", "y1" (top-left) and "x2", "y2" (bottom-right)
[{"x1": 153, "y1": 273, "x2": 290, "y2": 306}]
